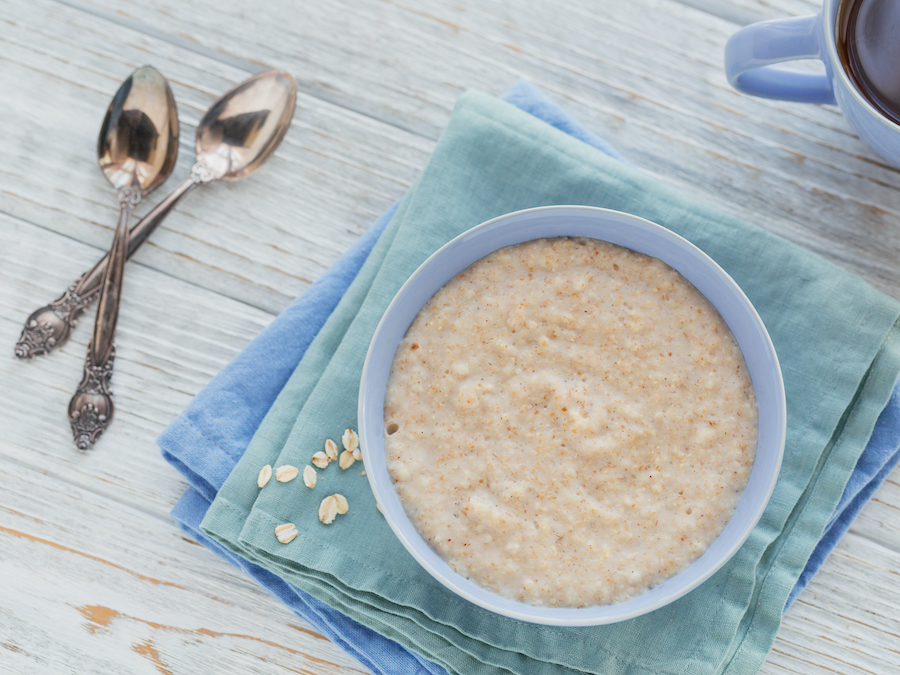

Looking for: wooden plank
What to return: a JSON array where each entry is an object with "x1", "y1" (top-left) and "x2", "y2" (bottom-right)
[
  {"x1": 0, "y1": 459, "x2": 369, "y2": 675},
  {"x1": 0, "y1": 0, "x2": 432, "y2": 314},
  {"x1": 766, "y1": 531, "x2": 900, "y2": 675},
  {"x1": 0, "y1": 211, "x2": 373, "y2": 672},
  {"x1": 0, "y1": 211, "x2": 270, "y2": 512},
  {"x1": 56, "y1": 0, "x2": 900, "y2": 302},
  {"x1": 674, "y1": 0, "x2": 820, "y2": 24}
]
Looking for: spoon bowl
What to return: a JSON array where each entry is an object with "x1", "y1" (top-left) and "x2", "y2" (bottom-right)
[
  {"x1": 98, "y1": 66, "x2": 179, "y2": 193},
  {"x1": 195, "y1": 69, "x2": 297, "y2": 181}
]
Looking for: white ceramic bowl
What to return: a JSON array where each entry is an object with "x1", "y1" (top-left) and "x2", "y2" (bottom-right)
[{"x1": 359, "y1": 206, "x2": 786, "y2": 626}]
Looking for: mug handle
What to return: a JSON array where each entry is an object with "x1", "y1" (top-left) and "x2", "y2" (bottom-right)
[{"x1": 724, "y1": 15, "x2": 836, "y2": 105}]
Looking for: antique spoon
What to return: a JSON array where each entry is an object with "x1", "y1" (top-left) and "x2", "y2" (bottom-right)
[
  {"x1": 14, "y1": 69, "x2": 298, "y2": 359},
  {"x1": 68, "y1": 66, "x2": 179, "y2": 450}
]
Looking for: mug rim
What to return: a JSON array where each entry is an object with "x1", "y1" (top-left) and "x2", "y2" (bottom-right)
[{"x1": 822, "y1": 0, "x2": 900, "y2": 134}]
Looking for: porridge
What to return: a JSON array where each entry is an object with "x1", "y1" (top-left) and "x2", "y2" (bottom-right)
[{"x1": 383, "y1": 237, "x2": 758, "y2": 608}]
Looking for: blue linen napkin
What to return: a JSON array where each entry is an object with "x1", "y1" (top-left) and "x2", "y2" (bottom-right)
[
  {"x1": 785, "y1": 382, "x2": 900, "y2": 607},
  {"x1": 159, "y1": 79, "x2": 900, "y2": 672}
]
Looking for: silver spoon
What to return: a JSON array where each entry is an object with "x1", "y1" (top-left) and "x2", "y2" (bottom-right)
[
  {"x1": 68, "y1": 66, "x2": 179, "y2": 450},
  {"x1": 14, "y1": 69, "x2": 298, "y2": 359}
]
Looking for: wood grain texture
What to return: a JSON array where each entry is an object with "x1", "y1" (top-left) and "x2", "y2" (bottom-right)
[
  {"x1": 674, "y1": 0, "x2": 820, "y2": 25},
  {"x1": 1, "y1": 0, "x2": 899, "y2": 673},
  {"x1": 59, "y1": 0, "x2": 900, "y2": 302},
  {"x1": 1, "y1": 0, "x2": 432, "y2": 314},
  {"x1": 0, "y1": 462, "x2": 368, "y2": 675}
]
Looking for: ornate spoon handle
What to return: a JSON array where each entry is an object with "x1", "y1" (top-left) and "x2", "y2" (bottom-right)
[
  {"x1": 68, "y1": 186, "x2": 141, "y2": 450},
  {"x1": 14, "y1": 162, "x2": 212, "y2": 359}
]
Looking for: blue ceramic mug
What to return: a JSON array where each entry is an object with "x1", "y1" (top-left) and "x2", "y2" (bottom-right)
[{"x1": 724, "y1": 0, "x2": 900, "y2": 167}]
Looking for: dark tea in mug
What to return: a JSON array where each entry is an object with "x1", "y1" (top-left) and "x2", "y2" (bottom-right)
[{"x1": 836, "y1": 0, "x2": 900, "y2": 125}]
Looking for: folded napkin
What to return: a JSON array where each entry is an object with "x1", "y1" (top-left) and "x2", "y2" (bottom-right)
[{"x1": 160, "y1": 81, "x2": 900, "y2": 675}]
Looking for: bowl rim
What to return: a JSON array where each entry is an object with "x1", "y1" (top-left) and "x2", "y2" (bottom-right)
[{"x1": 359, "y1": 205, "x2": 786, "y2": 626}]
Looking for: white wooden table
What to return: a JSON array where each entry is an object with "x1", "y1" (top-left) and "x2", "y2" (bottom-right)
[{"x1": 2, "y1": 0, "x2": 899, "y2": 672}]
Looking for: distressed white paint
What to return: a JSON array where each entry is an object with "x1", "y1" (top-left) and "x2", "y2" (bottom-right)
[{"x1": 1, "y1": 0, "x2": 898, "y2": 672}]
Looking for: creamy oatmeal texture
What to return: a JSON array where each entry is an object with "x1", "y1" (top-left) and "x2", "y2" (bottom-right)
[{"x1": 384, "y1": 237, "x2": 758, "y2": 608}]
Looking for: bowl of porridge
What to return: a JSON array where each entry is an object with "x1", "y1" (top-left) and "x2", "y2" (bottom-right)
[{"x1": 358, "y1": 205, "x2": 785, "y2": 626}]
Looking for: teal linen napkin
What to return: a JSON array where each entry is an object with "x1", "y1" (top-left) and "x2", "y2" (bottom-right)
[{"x1": 201, "y1": 90, "x2": 900, "y2": 675}]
